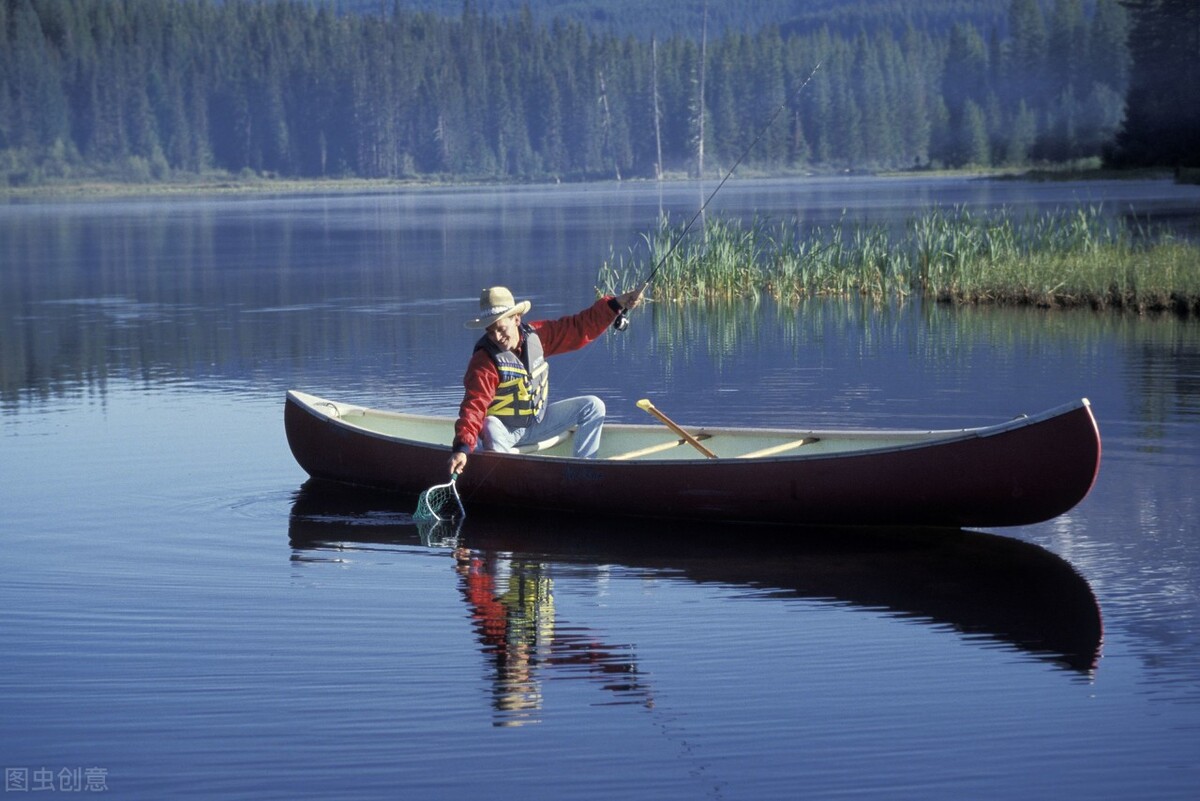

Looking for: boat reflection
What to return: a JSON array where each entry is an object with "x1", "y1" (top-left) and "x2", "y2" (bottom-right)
[
  {"x1": 288, "y1": 481, "x2": 1103, "y2": 713},
  {"x1": 451, "y1": 547, "x2": 652, "y2": 726},
  {"x1": 289, "y1": 481, "x2": 652, "y2": 727}
]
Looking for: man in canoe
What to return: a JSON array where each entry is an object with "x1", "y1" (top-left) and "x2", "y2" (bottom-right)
[{"x1": 448, "y1": 286, "x2": 643, "y2": 475}]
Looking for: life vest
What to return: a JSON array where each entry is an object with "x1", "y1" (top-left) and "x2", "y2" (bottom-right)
[{"x1": 476, "y1": 324, "x2": 548, "y2": 429}]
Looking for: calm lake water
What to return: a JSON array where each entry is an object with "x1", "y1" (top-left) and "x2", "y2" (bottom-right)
[{"x1": 2, "y1": 176, "x2": 1199, "y2": 799}]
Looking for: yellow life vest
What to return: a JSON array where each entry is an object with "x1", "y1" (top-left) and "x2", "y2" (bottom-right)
[{"x1": 477, "y1": 324, "x2": 548, "y2": 429}]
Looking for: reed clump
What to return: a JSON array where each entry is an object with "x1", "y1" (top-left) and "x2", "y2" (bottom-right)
[{"x1": 597, "y1": 207, "x2": 1200, "y2": 315}]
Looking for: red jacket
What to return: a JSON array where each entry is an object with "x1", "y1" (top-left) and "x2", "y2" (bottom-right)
[{"x1": 452, "y1": 297, "x2": 620, "y2": 452}]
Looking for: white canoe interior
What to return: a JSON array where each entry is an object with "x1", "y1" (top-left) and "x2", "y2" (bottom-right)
[{"x1": 288, "y1": 390, "x2": 999, "y2": 462}]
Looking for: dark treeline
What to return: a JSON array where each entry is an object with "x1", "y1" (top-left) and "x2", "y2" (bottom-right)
[
  {"x1": 0, "y1": 0, "x2": 1145, "y2": 185},
  {"x1": 1109, "y1": 0, "x2": 1200, "y2": 169},
  {"x1": 366, "y1": 0, "x2": 1015, "y2": 41}
]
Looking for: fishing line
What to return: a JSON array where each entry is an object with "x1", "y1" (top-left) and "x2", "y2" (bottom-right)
[{"x1": 612, "y1": 60, "x2": 822, "y2": 332}]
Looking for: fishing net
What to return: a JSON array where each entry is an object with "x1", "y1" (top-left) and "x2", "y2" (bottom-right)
[
  {"x1": 414, "y1": 474, "x2": 465, "y2": 522},
  {"x1": 415, "y1": 518, "x2": 462, "y2": 548}
]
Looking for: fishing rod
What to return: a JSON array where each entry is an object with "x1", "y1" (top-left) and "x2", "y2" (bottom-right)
[{"x1": 613, "y1": 61, "x2": 822, "y2": 332}]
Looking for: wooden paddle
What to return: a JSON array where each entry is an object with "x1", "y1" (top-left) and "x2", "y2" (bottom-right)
[{"x1": 636, "y1": 399, "x2": 717, "y2": 459}]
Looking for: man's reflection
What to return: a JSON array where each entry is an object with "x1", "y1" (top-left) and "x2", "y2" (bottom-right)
[{"x1": 454, "y1": 547, "x2": 652, "y2": 727}]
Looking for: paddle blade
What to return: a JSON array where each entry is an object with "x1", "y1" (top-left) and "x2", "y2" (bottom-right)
[{"x1": 414, "y1": 474, "x2": 466, "y2": 522}]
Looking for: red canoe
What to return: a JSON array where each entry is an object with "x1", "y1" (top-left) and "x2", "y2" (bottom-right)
[{"x1": 284, "y1": 390, "x2": 1101, "y2": 528}]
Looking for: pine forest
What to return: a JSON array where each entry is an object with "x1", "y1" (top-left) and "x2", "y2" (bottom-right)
[{"x1": 0, "y1": 0, "x2": 1185, "y2": 186}]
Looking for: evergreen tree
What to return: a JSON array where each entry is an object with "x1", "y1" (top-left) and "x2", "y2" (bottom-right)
[
  {"x1": 1111, "y1": 0, "x2": 1200, "y2": 168},
  {"x1": 755, "y1": 26, "x2": 788, "y2": 165},
  {"x1": 0, "y1": 1, "x2": 16, "y2": 154},
  {"x1": 897, "y1": 26, "x2": 936, "y2": 166},
  {"x1": 1004, "y1": 0, "x2": 1048, "y2": 106},
  {"x1": 707, "y1": 37, "x2": 739, "y2": 169},
  {"x1": 957, "y1": 99, "x2": 991, "y2": 166},
  {"x1": 1088, "y1": 0, "x2": 1130, "y2": 91},
  {"x1": 1004, "y1": 100, "x2": 1038, "y2": 165},
  {"x1": 856, "y1": 34, "x2": 893, "y2": 166},
  {"x1": 1044, "y1": 85, "x2": 1081, "y2": 161},
  {"x1": 1079, "y1": 81, "x2": 1125, "y2": 156},
  {"x1": 8, "y1": 0, "x2": 69, "y2": 156},
  {"x1": 1048, "y1": 0, "x2": 1087, "y2": 98},
  {"x1": 803, "y1": 49, "x2": 834, "y2": 165},
  {"x1": 938, "y1": 23, "x2": 990, "y2": 165}
]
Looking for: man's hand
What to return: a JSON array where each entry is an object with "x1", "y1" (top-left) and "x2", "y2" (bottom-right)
[
  {"x1": 616, "y1": 285, "x2": 645, "y2": 311},
  {"x1": 449, "y1": 451, "x2": 467, "y2": 476}
]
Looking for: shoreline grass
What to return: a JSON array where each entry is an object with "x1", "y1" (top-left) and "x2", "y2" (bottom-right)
[
  {"x1": 598, "y1": 207, "x2": 1200, "y2": 316},
  {"x1": 4, "y1": 164, "x2": 1189, "y2": 200}
]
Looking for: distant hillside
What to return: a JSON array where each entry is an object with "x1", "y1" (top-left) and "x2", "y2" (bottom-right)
[
  {"x1": 344, "y1": 0, "x2": 1015, "y2": 39},
  {"x1": 3, "y1": 0, "x2": 1133, "y2": 186}
]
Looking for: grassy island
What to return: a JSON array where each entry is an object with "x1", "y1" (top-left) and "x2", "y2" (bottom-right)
[{"x1": 599, "y1": 207, "x2": 1200, "y2": 316}]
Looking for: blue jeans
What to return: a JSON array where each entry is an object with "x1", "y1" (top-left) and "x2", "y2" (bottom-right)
[{"x1": 480, "y1": 395, "x2": 606, "y2": 458}]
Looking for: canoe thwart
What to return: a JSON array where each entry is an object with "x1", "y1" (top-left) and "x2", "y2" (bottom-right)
[
  {"x1": 737, "y1": 437, "x2": 821, "y2": 459},
  {"x1": 608, "y1": 434, "x2": 714, "y2": 461}
]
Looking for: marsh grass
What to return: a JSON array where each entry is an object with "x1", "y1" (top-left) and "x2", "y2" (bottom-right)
[{"x1": 598, "y1": 207, "x2": 1200, "y2": 315}]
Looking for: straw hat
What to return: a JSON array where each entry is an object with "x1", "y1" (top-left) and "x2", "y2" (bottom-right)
[{"x1": 465, "y1": 286, "x2": 532, "y2": 328}]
